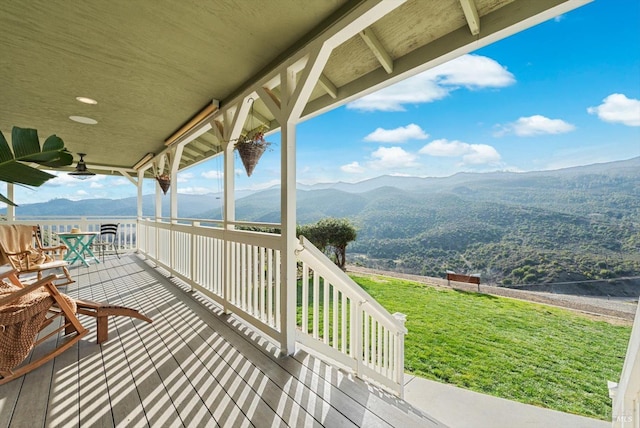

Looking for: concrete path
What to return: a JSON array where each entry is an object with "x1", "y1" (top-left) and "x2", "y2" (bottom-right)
[{"x1": 404, "y1": 375, "x2": 609, "y2": 428}]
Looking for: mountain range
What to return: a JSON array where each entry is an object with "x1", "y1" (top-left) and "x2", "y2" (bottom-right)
[{"x1": 4, "y1": 157, "x2": 639, "y2": 284}]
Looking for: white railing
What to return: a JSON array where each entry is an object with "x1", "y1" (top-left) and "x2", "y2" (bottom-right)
[
  {"x1": 295, "y1": 236, "x2": 407, "y2": 397},
  {"x1": 4, "y1": 216, "x2": 138, "y2": 253},
  {"x1": 138, "y1": 219, "x2": 283, "y2": 341},
  {"x1": 6, "y1": 216, "x2": 406, "y2": 396},
  {"x1": 610, "y1": 302, "x2": 640, "y2": 428}
]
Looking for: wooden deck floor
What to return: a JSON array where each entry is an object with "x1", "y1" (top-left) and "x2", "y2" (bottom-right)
[{"x1": 0, "y1": 254, "x2": 445, "y2": 427}]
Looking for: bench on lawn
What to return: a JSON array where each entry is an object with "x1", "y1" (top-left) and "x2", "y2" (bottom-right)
[{"x1": 446, "y1": 272, "x2": 481, "y2": 291}]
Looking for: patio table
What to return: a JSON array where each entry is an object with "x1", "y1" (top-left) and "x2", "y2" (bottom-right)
[{"x1": 57, "y1": 232, "x2": 100, "y2": 266}]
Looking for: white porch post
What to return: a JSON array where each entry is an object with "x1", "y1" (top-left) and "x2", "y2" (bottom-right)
[
  {"x1": 222, "y1": 137, "x2": 235, "y2": 314},
  {"x1": 280, "y1": 119, "x2": 297, "y2": 354},
  {"x1": 220, "y1": 102, "x2": 251, "y2": 314},
  {"x1": 137, "y1": 170, "x2": 143, "y2": 219},
  {"x1": 169, "y1": 146, "x2": 182, "y2": 221},
  {"x1": 207, "y1": 0, "x2": 407, "y2": 355},
  {"x1": 6, "y1": 183, "x2": 15, "y2": 222},
  {"x1": 155, "y1": 156, "x2": 165, "y2": 220},
  {"x1": 136, "y1": 170, "x2": 143, "y2": 252}
]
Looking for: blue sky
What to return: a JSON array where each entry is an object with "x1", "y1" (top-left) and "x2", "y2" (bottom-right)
[{"x1": 10, "y1": 0, "x2": 640, "y2": 204}]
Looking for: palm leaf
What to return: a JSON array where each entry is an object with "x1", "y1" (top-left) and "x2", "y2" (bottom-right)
[{"x1": 0, "y1": 126, "x2": 73, "y2": 206}]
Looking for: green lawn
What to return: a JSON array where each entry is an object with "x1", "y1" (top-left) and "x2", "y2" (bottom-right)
[{"x1": 350, "y1": 274, "x2": 632, "y2": 421}]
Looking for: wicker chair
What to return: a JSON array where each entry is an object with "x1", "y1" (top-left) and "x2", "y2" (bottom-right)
[
  {"x1": 0, "y1": 266, "x2": 152, "y2": 384},
  {"x1": 0, "y1": 268, "x2": 87, "y2": 385}
]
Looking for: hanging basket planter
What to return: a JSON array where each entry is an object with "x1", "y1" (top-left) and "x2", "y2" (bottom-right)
[
  {"x1": 236, "y1": 135, "x2": 270, "y2": 177},
  {"x1": 232, "y1": 97, "x2": 272, "y2": 177},
  {"x1": 155, "y1": 174, "x2": 171, "y2": 194}
]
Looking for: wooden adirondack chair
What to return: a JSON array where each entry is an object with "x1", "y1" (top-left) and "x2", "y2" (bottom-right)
[
  {"x1": 0, "y1": 224, "x2": 74, "y2": 286},
  {"x1": 0, "y1": 265, "x2": 153, "y2": 384},
  {"x1": 0, "y1": 267, "x2": 87, "y2": 385}
]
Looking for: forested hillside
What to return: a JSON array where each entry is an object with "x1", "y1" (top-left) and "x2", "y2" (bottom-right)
[
  {"x1": 234, "y1": 157, "x2": 640, "y2": 284},
  {"x1": 4, "y1": 157, "x2": 639, "y2": 284}
]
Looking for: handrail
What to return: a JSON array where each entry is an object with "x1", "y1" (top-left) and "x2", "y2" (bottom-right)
[
  {"x1": 5, "y1": 217, "x2": 138, "y2": 253},
  {"x1": 17, "y1": 216, "x2": 407, "y2": 397},
  {"x1": 295, "y1": 235, "x2": 407, "y2": 396},
  {"x1": 610, "y1": 301, "x2": 640, "y2": 427},
  {"x1": 296, "y1": 236, "x2": 407, "y2": 334}
]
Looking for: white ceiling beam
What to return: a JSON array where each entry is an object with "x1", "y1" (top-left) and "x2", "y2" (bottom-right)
[
  {"x1": 287, "y1": 45, "x2": 330, "y2": 119},
  {"x1": 220, "y1": 0, "x2": 407, "y2": 114},
  {"x1": 257, "y1": 86, "x2": 284, "y2": 123},
  {"x1": 302, "y1": 0, "x2": 592, "y2": 121},
  {"x1": 83, "y1": 163, "x2": 135, "y2": 173},
  {"x1": 118, "y1": 170, "x2": 137, "y2": 186},
  {"x1": 318, "y1": 74, "x2": 338, "y2": 99},
  {"x1": 359, "y1": 27, "x2": 393, "y2": 73},
  {"x1": 288, "y1": 0, "x2": 408, "y2": 120},
  {"x1": 459, "y1": 0, "x2": 480, "y2": 35},
  {"x1": 179, "y1": 152, "x2": 197, "y2": 162},
  {"x1": 197, "y1": 131, "x2": 220, "y2": 147},
  {"x1": 212, "y1": 120, "x2": 225, "y2": 142},
  {"x1": 182, "y1": 145, "x2": 204, "y2": 158},
  {"x1": 190, "y1": 139, "x2": 212, "y2": 153},
  {"x1": 226, "y1": 97, "x2": 253, "y2": 144},
  {"x1": 322, "y1": 0, "x2": 408, "y2": 50}
]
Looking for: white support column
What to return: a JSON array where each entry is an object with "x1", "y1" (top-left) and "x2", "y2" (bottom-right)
[
  {"x1": 170, "y1": 145, "x2": 184, "y2": 221},
  {"x1": 6, "y1": 183, "x2": 15, "y2": 222},
  {"x1": 155, "y1": 156, "x2": 165, "y2": 221},
  {"x1": 222, "y1": 133, "x2": 235, "y2": 314},
  {"x1": 221, "y1": 101, "x2": 251, "y2": 314},
  {"x1": 258, "y1": 46, "x2": 337, "y2": 356},
  {"x1": 279, "y1": 119, "x2": 297, "y2": 355},
  {"x1": 137, "y1": 170, "x2": 144, "y2": 219},
  {"x1": 208, "y1": 0, "x2": 408, "y2": 356}
]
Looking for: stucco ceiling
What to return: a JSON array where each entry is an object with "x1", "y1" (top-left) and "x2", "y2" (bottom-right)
[{"x1": 0, "y1": 0, "x2": 589, "y2": 176}]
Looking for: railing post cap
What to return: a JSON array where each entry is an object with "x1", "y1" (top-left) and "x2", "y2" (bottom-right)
[
  {"x1": 607, "y1": 380, "x2": 618, "y2": 399},
  {"x1": 392, "y1": 312, "x2": 407, "y2": 323}
]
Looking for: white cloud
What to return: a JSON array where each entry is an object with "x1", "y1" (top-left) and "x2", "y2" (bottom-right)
[
  {"x1": 202, "y1": 170, "x2": 223, "y2": 179},
  {"x1": 367, "y1": 146, "x2": 419, "y2": 170},
  {"x1": 462, "y1": 144, "x2": 502, "y2": 165},
  {"x1": 89, "y1": 182, "x2": 103, "y2": 189},
  {"x1": 494, "y1": 115, "x2": 576, "y2": 136},
  {"x1": 112, "y1": 178, "x2": 129, "y2": 186},
  {"x1": 45, "y1": 170, "x2": 105, "y2": 187},
  {"x1": 341, "y1": 161, "x2": 365, "y2": 173},
  {"x1": 419, "y1": 139, "x2": 501, "y2": 165},
  {"x1": 347, "y1": 54, "x2": 515, "y2": 112},
  {"x1": 180, "y1": 186, "x2": 212, "y2": 195},
  {"x1": 364, "y1": 124, "x2": 429, "y2": 143},
  {"x1": 348, "y1": 77, "x2": 447, "y2": 112},
  {"x1": 587, "y1": 93, "x2": 640, "y2": 126},
  {"x1": 419, "y1": 139, "x2": 469, "y2": 157},
  {"x1": 426, "y1": 54, "x2": 516, "y2": 88},
  {"x1": 177, "y1": 172, "x2": 195, "y2": 183}
]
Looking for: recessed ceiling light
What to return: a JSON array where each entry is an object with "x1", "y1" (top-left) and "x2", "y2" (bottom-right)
[
  {"x1": 69, "y1": 115, "x2": 98, "y2": 125},
  {"x1": 76, "y1": 96, "x2": 97, "y2": 105}
]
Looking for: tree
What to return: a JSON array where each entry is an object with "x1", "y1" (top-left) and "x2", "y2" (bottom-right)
[
  {"x1": 0, "y1": 127, "x2": 73, "y2": 205},
  {"x1": 298, "y1": 217, "x2": 357, "y2": 269}
]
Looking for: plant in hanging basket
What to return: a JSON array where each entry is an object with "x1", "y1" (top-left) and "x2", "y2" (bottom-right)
[
  {"x1": 235, "y1": 129, "x2": 271, "y2": 177},
  {"x1": 155, "y1": 173, "x2": 171, "y2": 194}
]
